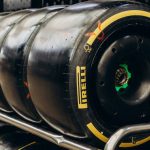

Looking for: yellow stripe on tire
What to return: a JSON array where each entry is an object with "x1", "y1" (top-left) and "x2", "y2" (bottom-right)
[{"x1": 87, "y1": 10, "x2": 150, "y2": 46}]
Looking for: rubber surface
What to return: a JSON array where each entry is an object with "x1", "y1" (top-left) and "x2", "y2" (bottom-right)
[
  {"x1": 0, "y1": 6, "x2": 65, "y2": 123},
  {"x1": 0, "y1": 10, "x2": 32, "y2": 113}
]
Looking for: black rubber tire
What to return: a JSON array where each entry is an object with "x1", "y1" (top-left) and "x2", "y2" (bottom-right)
[
  {"x1": 0, "y1": 10, "x2": 32, "y2": 113},
  {"x1": 69, "y1": 3, "x2": 150, "y2": 148},
  {"x1": 0, "y1": 6, "x2": 65, "y2": 122},
  {"x1": 26, "y1": 0, "x2": 150, "y2": 148}
]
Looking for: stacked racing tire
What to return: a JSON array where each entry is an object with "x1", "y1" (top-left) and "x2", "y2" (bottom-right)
[{"x1": 0, "y1": 0, "x2": 149, "y2": 149}]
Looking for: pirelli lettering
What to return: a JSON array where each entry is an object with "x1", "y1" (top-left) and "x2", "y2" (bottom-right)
[{"x1": 76, "y1": 66, "x2": 88, "y2": 109}]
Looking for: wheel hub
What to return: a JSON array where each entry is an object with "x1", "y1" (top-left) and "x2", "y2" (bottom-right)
[{"x1": 115, "y1": 64, "x2": 131, "y2": 92}]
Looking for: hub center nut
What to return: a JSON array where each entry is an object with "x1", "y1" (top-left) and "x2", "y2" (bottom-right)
[
  {"x1": 115, "y1": 64, "x2": 131, "y2": 92},
  {"x1": 115, "y1": 67, "x2": 128, "y2": 86}
]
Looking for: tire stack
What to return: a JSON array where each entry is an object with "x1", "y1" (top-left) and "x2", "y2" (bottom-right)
[{"x1": 0, "y1": 1, "x2": 149, "y2": 149}]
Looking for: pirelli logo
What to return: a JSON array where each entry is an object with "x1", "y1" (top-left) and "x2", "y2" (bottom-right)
[{"x1": 76, "y1": 66, "x2": 88, "y2": 109}]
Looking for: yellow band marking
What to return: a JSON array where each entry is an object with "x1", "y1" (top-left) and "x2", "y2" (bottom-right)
[
  {"x1": 87, "y1": 123, "x2": 108, "y2": 143},
  {"x1": 87, "y1": 10, "x2": 150, "y2": 46}
]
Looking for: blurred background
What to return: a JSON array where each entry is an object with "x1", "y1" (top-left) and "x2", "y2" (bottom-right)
[
  {"x1": 0, "y1": 0, "x2": 87, "y2": 11},
  {"x1": 0, "y1": 0, "x2": 149, "y2": 12}
]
